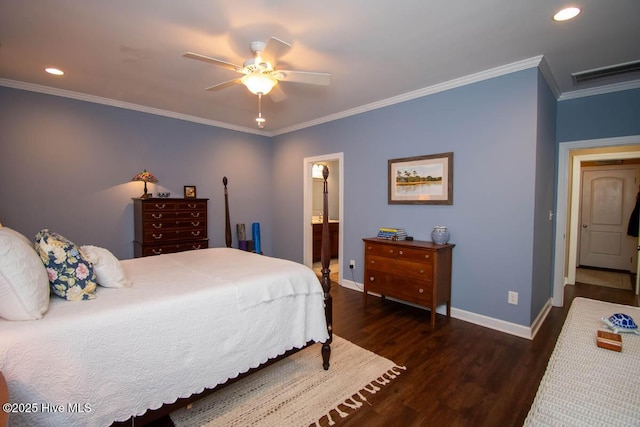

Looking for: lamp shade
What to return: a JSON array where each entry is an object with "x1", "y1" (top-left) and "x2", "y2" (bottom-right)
[
  {"x1": 132, "y1": 170, "x2": 158, "y2": 183},
  {"x1": 132, "y1": 169, "x2": 157, "y2": 199},
  {"x1": 241, "y1": 73, "x2": 277, "y2": 95}
]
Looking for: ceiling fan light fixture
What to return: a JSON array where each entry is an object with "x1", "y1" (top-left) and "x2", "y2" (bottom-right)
[{"x1": 241, "y1": 73, "x2": 277, "y2": 95}]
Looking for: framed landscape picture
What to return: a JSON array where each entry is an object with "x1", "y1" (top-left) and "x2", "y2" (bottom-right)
[{"x1": 388, "y1": 152, "x2": 453, "y2": 204}]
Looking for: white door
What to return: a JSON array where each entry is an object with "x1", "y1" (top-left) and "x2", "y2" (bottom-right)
[{"x1": 579, "y1": 166, "x2": 637, "y2": 271}]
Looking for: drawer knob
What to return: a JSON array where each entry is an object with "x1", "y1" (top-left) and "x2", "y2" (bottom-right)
[
  {"x1": 152, "y1": 233, "x2": 163, "y2": 240},
  {"x1": 152, "y1": 213, "x2": 163, "y2": 219},
  {"x1": 419, "y1": 288, "x2": 424, "y2": 293},
  {"x1": 193, "y1": 244, "x2": 202, "y2": 249},
  {"x1": 188, "y1": 203, "x2": 197, "y2": 209},
  {"x1": 389, "y1": 249, "x2": 394, "y2": 254},
  {"x1": 191, "y1": 213, "x2": 201, "y2": 218},
  {"x1": 155, "y1": 203, "x2": 166, "y2": 209},
  {"x1": 399, "y1": 250, "x2": 403, "y2": 255},
  {"x1": 152, "y1": 249, "x2": 163, "y2": 255},
  {"x1": 425, "y1": 254, "x2": 430, "y2": 259},
  {"x1": 152, "y1": 224, "x2": 162, "y2": 229},
  {"x1": 369, "y1": 277, "x2": 375, "y2": 281},
  {"x1": 191, "y1": 221, "x2": 201, "y2": 226},
  {"x1": 420, "y1": 269, "x2": 424, "y2": 274},
  {"x1": 370, "y1": 260, "x2": 375, "y2": 264},
  {"x1": 191, "y1": 231, "x2": 201, "y2": 237}
]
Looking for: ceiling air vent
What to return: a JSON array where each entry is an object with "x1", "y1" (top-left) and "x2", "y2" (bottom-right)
[{"x1": 572, "y1": 60, "x2": 640, "y2": 85}]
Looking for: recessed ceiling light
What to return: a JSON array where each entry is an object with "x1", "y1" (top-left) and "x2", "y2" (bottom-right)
[
  {"x1": 45, "y1": 67, "x2": 64, "y2": 76},
  {"x1": 553, "y1": 7, "x2": 581, "y2": 22}
]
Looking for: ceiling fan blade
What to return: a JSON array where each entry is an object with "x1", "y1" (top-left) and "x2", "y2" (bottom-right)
[
  {"x1": 268, "y1": 84, "x2": 287, "y2": 103},
  {"x1": 183, "y1": 52, "x2": 241, "y2": 72},
  {"x1": 205, "y1": 78, "x2": 242, "y2": 92},
  {"x1": 275, "y1": 70, "x2": 332, "y2": 86},
  {"x1": 262, "y1": 37, "x2": 291, "y2": 65}
]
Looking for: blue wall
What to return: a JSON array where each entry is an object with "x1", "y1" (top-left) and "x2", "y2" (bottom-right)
[
  {"x1": 272, "y1": 68, "x2": 547, "y2": 326},
  {"x1": 0, "y1": 87, "x2": 273, "y2": 259},
  {"x1": 530, "y1": 71, "x2": 557, "y2": 323},
  {"x1": 9, "y1": 67, "x2": 633, "y2": 328},
  {"x1": 557, "y1": 88, "x2": 640, "y2": 142}
]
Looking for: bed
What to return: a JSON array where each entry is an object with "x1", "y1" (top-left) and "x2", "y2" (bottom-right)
[
  {"x1": 524, "y1": 297, "x2": 640, "y2": 426},
  {"x1": 0, "y1": 168, "x2": 334, "y2": 427}
]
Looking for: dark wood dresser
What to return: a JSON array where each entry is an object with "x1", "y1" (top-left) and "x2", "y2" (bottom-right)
[
  {"x1": 363, "y1": 237, "x2": 455, "y2": 326},
  {"x1": 133, "y1": 198, "x2": 209, "y2": 257}
]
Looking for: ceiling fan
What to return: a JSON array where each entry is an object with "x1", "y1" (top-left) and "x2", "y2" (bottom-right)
[{"x1": 182, "y1": 37, "x2": 331, "y2": 100}]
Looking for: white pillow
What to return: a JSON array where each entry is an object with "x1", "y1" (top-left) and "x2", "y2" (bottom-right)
[
  {"x1": 80, "y1": 245, "x2": 132, "y2": 288},
  {"x1": 0, "y1": 227, "x2": 50, "y2": 321},
  {"x1": 0, "y1": 223, "x2": 33, "y2": 248}
]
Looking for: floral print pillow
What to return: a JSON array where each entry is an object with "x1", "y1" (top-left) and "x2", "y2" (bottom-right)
[{"x1": 34, "y1": 229, "x2": 97, "y2": 301}]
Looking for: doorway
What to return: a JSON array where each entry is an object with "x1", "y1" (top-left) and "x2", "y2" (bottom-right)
[
  {"x1": 578, "y1": 165, "x2": 638, "y2": 271},
  {"x1": 553, "y1": 136, "x2": 640, "y2": 307},
  {"x1": 302, "y1": 153, "x2": 344, "y2": 285}
]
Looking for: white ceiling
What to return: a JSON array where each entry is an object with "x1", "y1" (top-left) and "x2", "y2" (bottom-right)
[{"x1": 1, "y1": 1, "x2": 639, "y2": 135}]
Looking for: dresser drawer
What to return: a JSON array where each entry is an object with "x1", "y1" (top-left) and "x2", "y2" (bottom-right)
[
  {"x1": 175, "y1": 219, "x2": 207, "y2": 228},
  {"x1": 365, "y1": 242, "x2": 397, "y2": 258},
  {"x1": 142, "y1": 201, "x2": 179, "y2": 212},
  {"x1": 141, "y1": 227, "x2": 207, "y2": 243},
  {"x1": 395, "y1": 247, "x2": 434, "y2": 263},
  {"x1": 136, "y1": 239, "x2": 209, "y2": 257},
  {"x1": 177, "y1": 201, "x2": 207, "y2": 211},
  {"x1": 176, "y1": 210, "x2": 206, "y2": 220},
  {"x1": 366, "y1": 255, "x2": 432, "y2": 281},
  {"x1": 142, "y1": 211, "x2": 178, "y2": 221},
  {"x1": 366, "y1": 270, "x2": 432, "y2": 306}
]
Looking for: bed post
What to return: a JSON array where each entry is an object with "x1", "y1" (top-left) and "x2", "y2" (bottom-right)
[
  {"x1": 321, "y1": 165, "x2": 333, "y2": 370},
  {"x1": 223, "y1": 176, "x2": 232, "y2": 248}
]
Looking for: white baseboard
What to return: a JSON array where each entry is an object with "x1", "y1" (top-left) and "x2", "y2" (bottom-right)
[{"x1": 337, "y1": 282, "x2": 553, "y2": 340}]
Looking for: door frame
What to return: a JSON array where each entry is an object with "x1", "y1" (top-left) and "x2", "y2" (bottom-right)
[
  {"x1": 553, "y1": 135, "x2": 640, "y2": 307},
  {"x1": 302, "y1": 153, "x2": 344, "y2": 280}
]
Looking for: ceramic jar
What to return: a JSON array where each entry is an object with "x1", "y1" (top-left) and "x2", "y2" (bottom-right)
[{"x1": 431, "y1": 226, "x2": 450, "y2": 244}]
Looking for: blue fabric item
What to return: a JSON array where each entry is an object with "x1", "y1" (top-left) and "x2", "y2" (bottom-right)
[{"x1": 252, "y1": 223, "x2": 261, "y2": 254}]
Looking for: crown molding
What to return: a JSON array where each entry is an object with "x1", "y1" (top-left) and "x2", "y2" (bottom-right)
[
  {"x1": 0, "y1": 78, "x2": 270, "y2": 137},
  {"x1": 271, "y1": 56, "x2": 544, "y2": 136},
  {"x1": 6, "y1": 56, "x2": 637, "y2": 138},
  {"x1": 558, "y1": 79, "x2": 640, "y2": 101}
]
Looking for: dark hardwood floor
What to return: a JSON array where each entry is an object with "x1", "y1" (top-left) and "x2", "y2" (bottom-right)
[{"x1": 147, "y1": 281, "x2": 638, "y2": 427}]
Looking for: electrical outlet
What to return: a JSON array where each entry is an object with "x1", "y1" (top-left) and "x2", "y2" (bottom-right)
[
  {"x1": 349, "y1": 259, "x2": 355, "y2": 269},
  {"x1": 508, "y1": 291, "x2": 518, "y2": 305}
]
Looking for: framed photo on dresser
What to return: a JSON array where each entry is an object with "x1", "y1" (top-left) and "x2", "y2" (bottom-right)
[{"x1": 184, "y1": 185, "x2": 197, "y2": 198}]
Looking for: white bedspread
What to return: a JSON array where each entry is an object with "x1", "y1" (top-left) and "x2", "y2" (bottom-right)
[
  {"x1": 0, "y1": 248, "x2": 329, "y2": 427},
  {"x1": 524, "y1": 297, "x2": 640, "y2": 426}
]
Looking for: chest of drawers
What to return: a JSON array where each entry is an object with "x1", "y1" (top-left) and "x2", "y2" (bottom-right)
[
  {"x1": 133, "y1": 198, "x2": 209, "y2": 257},
  {"x1": 363, "y1": 237, "x2": 454, "y2": 326}
]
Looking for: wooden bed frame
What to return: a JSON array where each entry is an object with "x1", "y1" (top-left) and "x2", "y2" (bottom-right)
[
  {"x1": 223, "y1": 169, "x2": 333, "y2": 369},
  {"x1": 112, "y1": 168, "x2": 333, "y2": 426}
]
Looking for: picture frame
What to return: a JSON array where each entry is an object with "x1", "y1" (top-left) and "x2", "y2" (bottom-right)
[
  {"x1": 388, "y1": 152, "x2": 453, "y2": 205},
  {"x1": 183, "y1": 185, "x2": 197, "y2": 199}
]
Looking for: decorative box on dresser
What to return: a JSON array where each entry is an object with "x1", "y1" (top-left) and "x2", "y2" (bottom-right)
[
  {"x1": 363, "y1": 237, "x2": 455, "y2": 327},
  {"x1": 133, "y1": 198, "x2": 209, "y2": 257}
]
